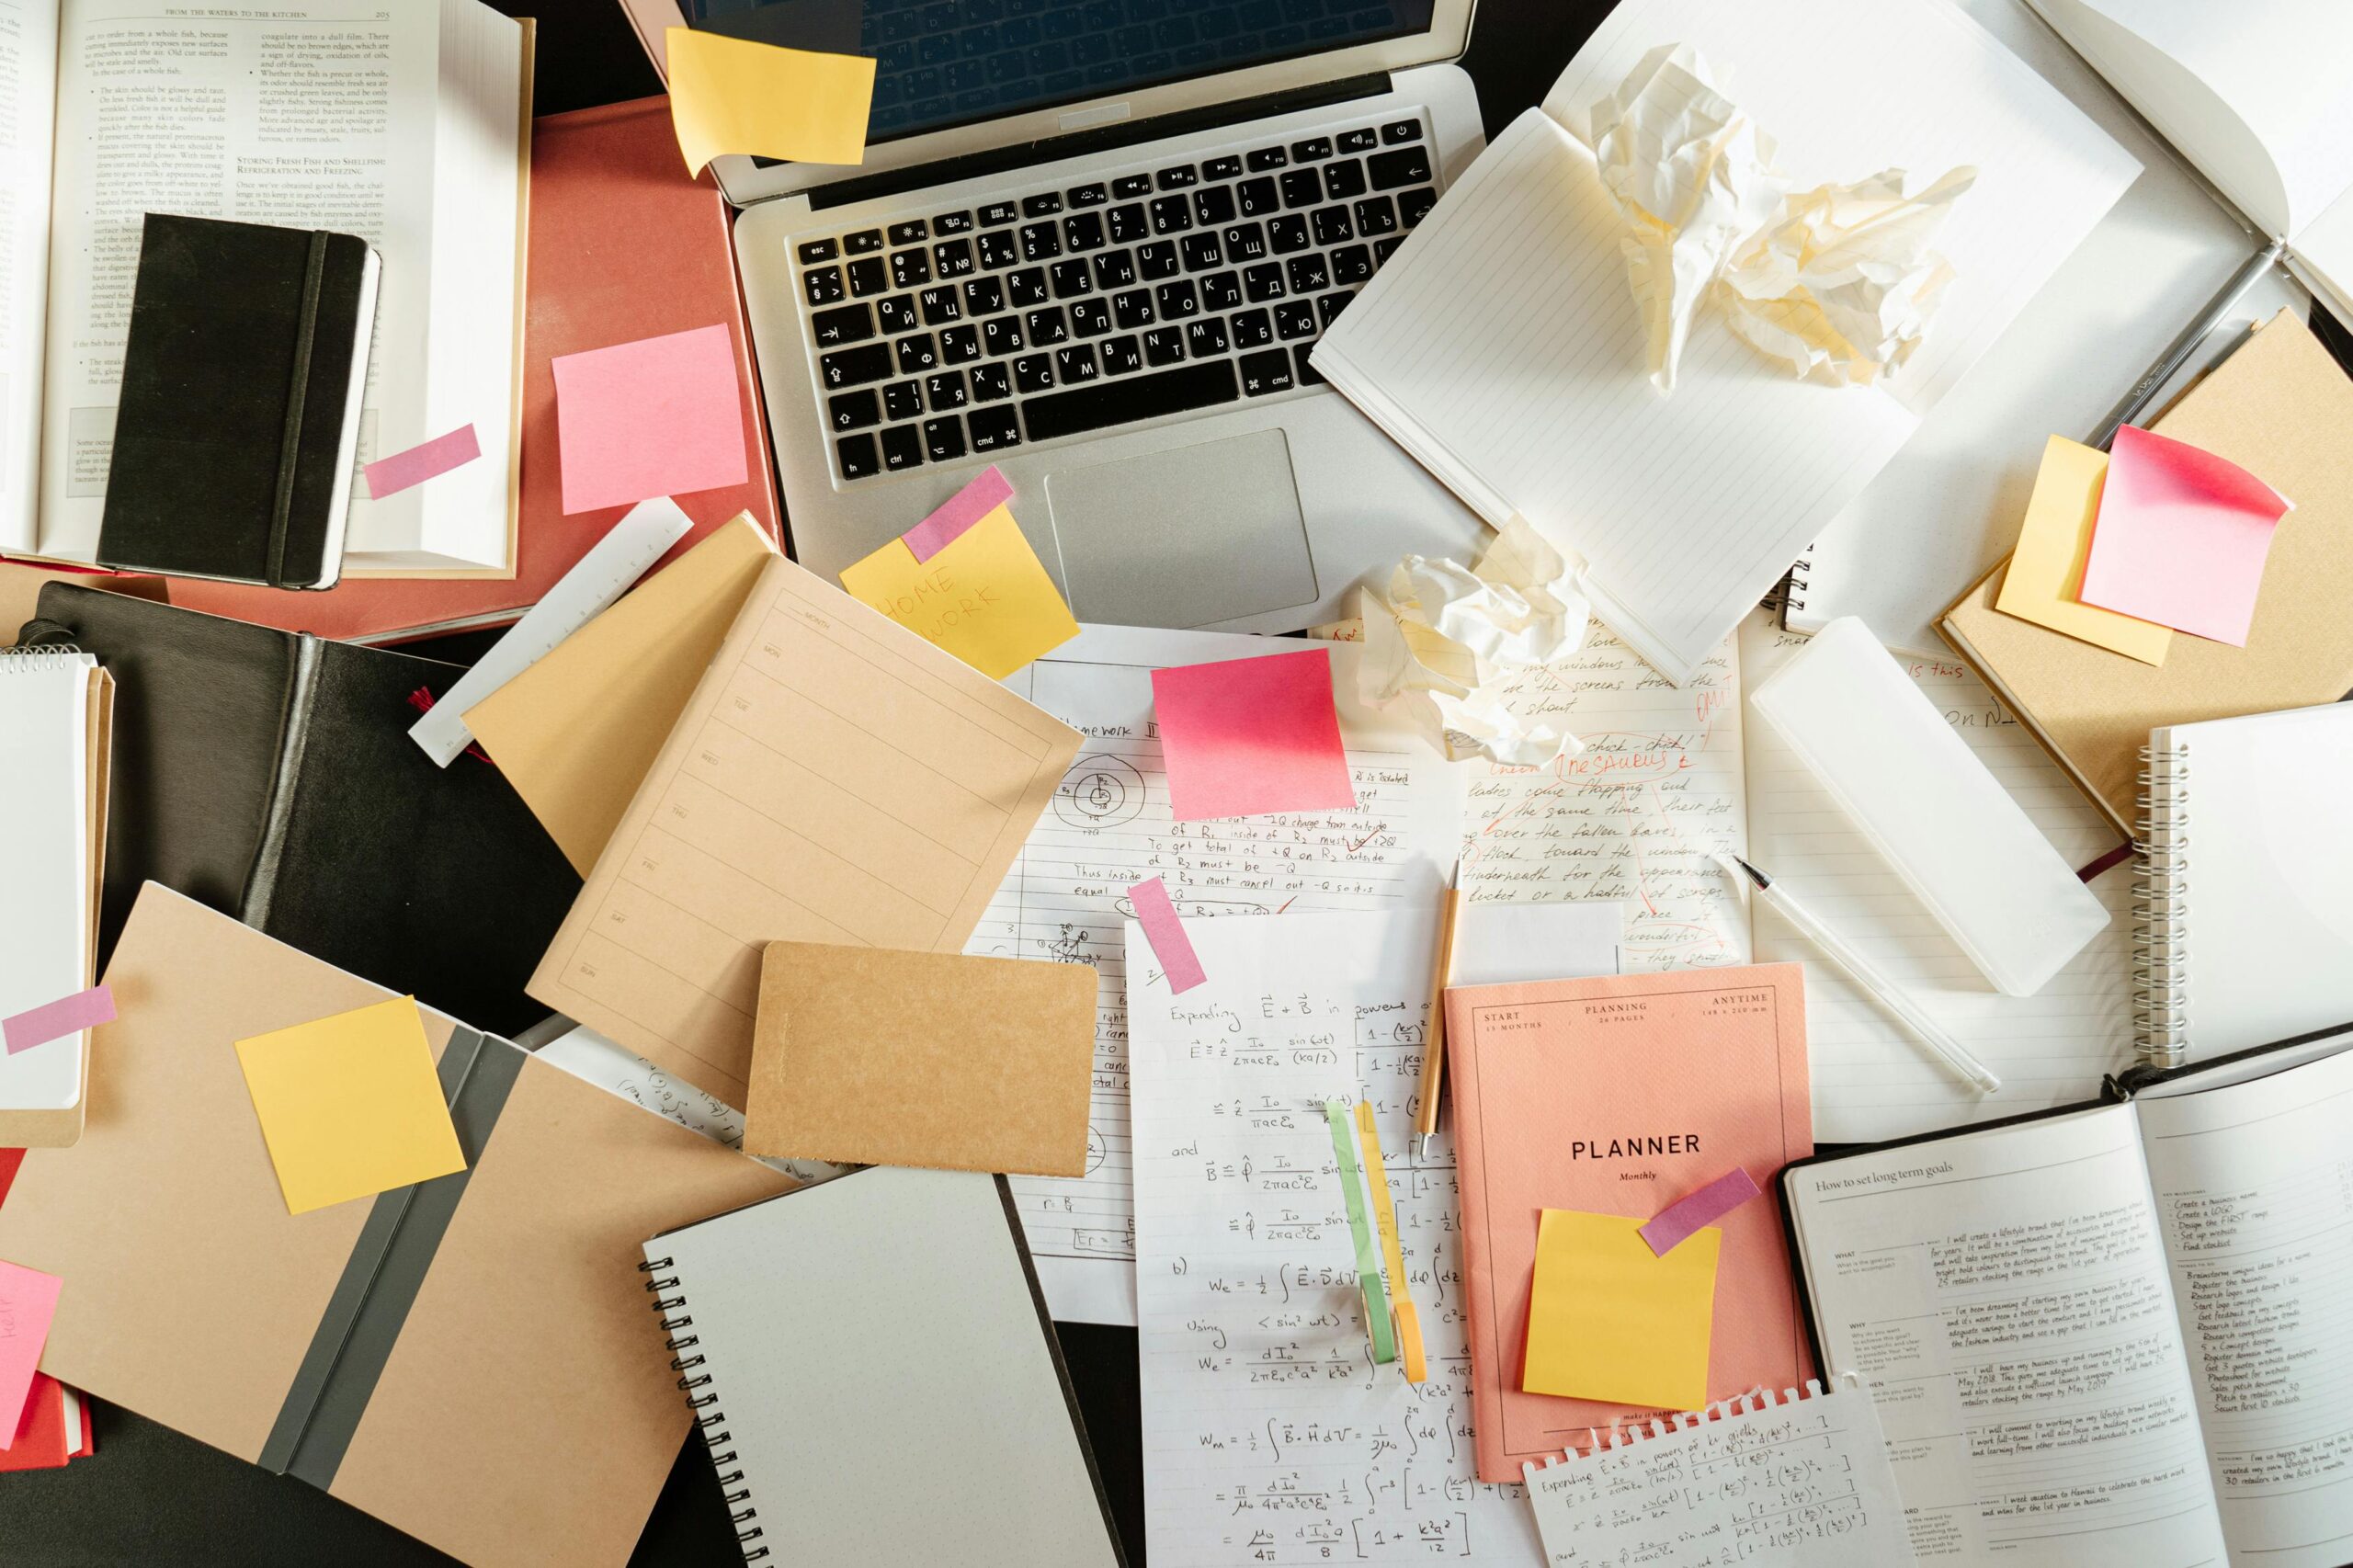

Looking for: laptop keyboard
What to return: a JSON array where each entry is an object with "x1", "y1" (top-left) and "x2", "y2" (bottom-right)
[{"x1": 792, "y1": 114, "x2": 1438, "y2": 483}]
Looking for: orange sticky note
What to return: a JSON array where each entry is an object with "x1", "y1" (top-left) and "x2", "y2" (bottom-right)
[
  {"x1": 1150, "y1": 647, "x2": 1356, "y2": 822},
  {"x1": 551, "y1": 324, "x2": 750, "y2": 515},
  {"x1": 2078, "y1": 425, "x2": 2290, "y2": 646},
  {"x1": 234, "y1": 996, "x2": 466, "y2": 1215},
  {"x1": 1522, "y1": 1209, "x2": 1718, "y2": 1410}
]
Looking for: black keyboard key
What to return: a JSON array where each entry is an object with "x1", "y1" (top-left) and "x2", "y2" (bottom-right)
[
  {"x1": 803, "y1": 266, "x2": 846, "y2": 306},
  {"x1": 891, "y1": 249, "x2": 931, "y2": 288},
  {"x1": 983, "y1": 316, "x2": 1025, "y2": 356},
  {"x1": 1294, "y1": 343, "x2": 1324, "y2": 385},
  {"x1": 1331, "y1": 244, "x2": 1374, "y2": 284},
  {"x1": 1312, "y1": 207, "x2": 1353, "y2": 246},
  {"x1": 1054, "y1": 345, "x2": 1100, "y2": 383},
  {"x1": 1203, "y1": 154, "x2": 1244, "y2": 180},
  {"x1": 1179, "y1": 233, "x2": 1222, "y2": 270},
  {"x1": 918, "y1": 286, "x2": 962, "y2": 325},
  {"x1": 979, "y1": 199, "x2": 1018, "y2": 226},
  {"x1": 1268, "y1": 214, "x2": 1311, "y2": 254},
  {"x1": 939, "y1": 324, "x2": 983, "y2": 365},
  {"x1": 1381, "y1": 119, "x2": 1423, "y2": 144},
  {"x1": 888, "y1": 220, "x2": 928, "y2": 245},
  {"x1": 1231, "y1": 307, "x2": 1273, "y2": 348},
  {"x1": 1149, "y1": 195, "x2": 1193, "y2": 234},
  {"x1": 1100, "y1": 335, "x2": 1142, "y2": 375},
  {"x1": 798, "y1": 237, "x2": 840, "y2": 265},
  {"x1": 963, "y1": 276, "x2": 1006, "y2": 315},
  {"x1": 837, "y1": 431, "x2": 881, "y2": 478},
  {"x1": 1111, "y1": 173, "x2": 1153, "y2": 199},
  {"x1": 1155, "y1": 279, "x2": 1199, "y2": 319},
  {"x1": 967, "y1": 404, "x2": 1021, "y2": 452},
  {"x1": 894, "y1": 334, "x2": 940, "y2": 373},
  {"x1": 1019, "y1": 222, "x2": 1063, "y2": 261},
  {"x1": 1336, "y1": 128, "x2": 1377, "y2": 154},
  {"x1": 1376, "y1": 236, "x2": 1404, "y2": 263},
  {"x1": 1287, "y1": 254, "x2": 1331, "y2": 293},
  {"x1": 820, "y1": 342, "x2": 893, "y2": 389},
  {"x1": 925, "y1": 370, "x2": 969, "y2": 409},
  {"x1": 1399, "y1": 186, "x2": 1438, "y2": 228},
  {"x1": 878, "y1": 294, "x2": 919, "y2": 335},
  {"x1": 1291, "y1": 136, "x2": 1332, "y2": 161},
  {"x1": 1324, "y1": 160, "x2": 1368, "y2": 201},
  {"x1": 1022, "y1": 191, "x2": 1064, "y2": 217},
  {"x1": 1138, "y1": 241, "x2": 1181, "y2": 280},
  {"x1": 971, "y1": 361, "x2": 1013, "y2": 402},
  {"x1": 1022, "y1": 359, "x2": 1238, "y2": 442},
  {"x1": 1108, "y1": 203, "x2": 1148, "y2": 244},
  {"x1": 1093, "y1": 249, "x2": 1137, "y2": 290},
  {"x1": 1067, "y1": 182, "x2": 1108, "y2": 208},
  {"x1": 1239, "y1": 347, "x2": 1295, "y2": 395},
  {"x1": 1155, "y1": 164, "x2": 1198, "y2": 189},
  {"x1": 1369, "y1": 146, "x2": 1431, "y2": 190},
  {"x1": 1236, "y1": 176, "x2": 1279, "y2": 218},
  {"x1": 1070, "y1": 297, "x2": 1112, "y2": 336},
  {"x1": 1049, "y1": 258, "x2": 1092, "y2": 299},
  {"x1": 1245, "y1": 146, "x2": 1288, "y2": 171},
  {"x1": 845, "y1": 228, "x2": 885, "y2": 254},
  {"x1": 1200, "y1": 270, "x2": 1242, "y2": 311},
  {"x1": 1026, "y1": 305, "x2": 1071, "y2": 345},
  {"x1": 1112, "y1": 289, "x2": 1155, "y2": 329},
  {"x1": 923, "y1": 416, "x2": 967, "y2": 462},
  {"x1": 882, "y1": 380, "x2": 923, "y2": 421},
  {"x1": 1193, "y1": 185, "x2": 1237, "y2": 227},
  {"x1": 1223, "y1": 222, "x2": 1268, "y2": 263},
  {"x1": 1273, "y1": 301, "x2": 1316, "y2": 339},
  {"x1": 1317, "y1": 290, "x2": 1353, "y2": 328},
  {"x1": 1353, "y1": 197, "x2": 1399, "y2": 237},
  {"x1": 1009, "y1": 267, "x2": 1051, "y2": 307},
  {"x1": 1279, "y1": 169, "x2": 1322, "y2": 209},
  {"x1": 811, "y1": 303, "x2": 873, "y2": 346},
  {"x1": 933, "y1": 210, "x2": 975, "y2": 235},
  {"x1": 847, "y1": 256, "x2": 889, "y2": 296},
  {"x1": 1142, "y1": 326, "x2": 1186, "y2": 367},
  {"x1": 1242, "y1": 262, "x2": 1286, "y2": 301},
  {"x1": 1063, "y1": 211, "x2": 1106, "y2": 251},
  {"x1": 1184, "y1": 318, "x2": 1228, "y2": 358},
  {"x1": 933, "y1": 238, "x2": 977, "y2": 278},
  {"x1": 827, "y1": 388, "x2": 881, "y2": 430},
  {"x1": 881, "y1": 424, "x2": 925, "y2": 471},
  {"x1": 1014, "y1": 353, "x2": 1056, "y2": 393},
  {"x1": 979, "y1": 230, "x2": 1020, "y2": 269}
]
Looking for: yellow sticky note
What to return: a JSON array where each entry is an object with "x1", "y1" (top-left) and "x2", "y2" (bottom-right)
[
  {"x1": 1995, "y1": 436, "x2": 2172, "y2": 665},
  {"x1": 234, "y1": 996, "x2": 467, "y2": 1216},
  {"x1": 665, "y1": 28, "x2": 875, "y2": 176},
  {"x1": 839, "y1": 507, "x2": 1080, "y2": 679},
  {"x1": 1522, "y1": 1210, "x2": 1718, "y2": 1410}
]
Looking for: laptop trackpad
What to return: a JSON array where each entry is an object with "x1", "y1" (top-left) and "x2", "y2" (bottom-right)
[{"x1": 1044, "y1": 429, "x2": 1316, "y2": 628}]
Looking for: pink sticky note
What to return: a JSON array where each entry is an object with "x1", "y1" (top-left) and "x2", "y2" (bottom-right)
[
  {"x1": 902, "y1": 466, "x2": 1013, "y2": 562},
  {"x1": 0, "y1": 1262, "x2": 62, "y2": 1449},
  {"x1": 1152, "y1": 648, "x2": 1357, "y2": 822},
  {"x1": 2077, "y1": 425, "x2": 2290, "y2": 645},
  {"x1": 1128, "y1": 876, "x2": 1207, "y2": 994},
  {"x1": 1639, "y1": 1166, "x2": 1762, "y2": 1257},
  {"x1": 363, "y1": 424, "x2": 481, "y2": 500},
  {"x1": 551, "y1": 324, "x2": 750, "y2": 515},
  {"x1": 3, "y1": 986, "x2": 113, "y2": 1056}
]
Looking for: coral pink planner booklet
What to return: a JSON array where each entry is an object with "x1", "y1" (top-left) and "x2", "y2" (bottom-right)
[{"x1": 1443, "y1": 963, "x2": 1813, "y2": 1482}]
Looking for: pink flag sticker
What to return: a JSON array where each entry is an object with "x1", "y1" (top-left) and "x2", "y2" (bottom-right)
[
  {"x1": 3, "y1": 986, "x2": 113, "y2": 1056},
  {"x1": 0, "y1": 1261, "x2": 62, "y2": 1449},
  {"x1": 1150, "y1": 647, "x2": 1357, "y2": 822},
  {"x1": 901, "y1": 465, "x2": 1013, "y2": 562},
  {"x1": 1128, "y1": 876, "x2": 1206, "y2": 994},
  {"x1": 2076, "y1": 424, "x2": 2291, "y2": 645},
  {"x1": 362, "y1": 424, "x2": 481, "y2": 500},
  {"x1": 1638, "y1": 1166, "x2": 1762, "y2": 1257}
]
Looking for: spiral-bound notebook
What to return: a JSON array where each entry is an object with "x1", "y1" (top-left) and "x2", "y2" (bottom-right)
[
  {"x1": 2136, "y1": 703, "x2": 2353, "y2": 1068},
  {"x1": 641, "y1": 1166, "x2": 1124, "y2": 1568}
]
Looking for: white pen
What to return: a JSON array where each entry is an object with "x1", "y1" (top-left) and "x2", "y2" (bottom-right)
[{"x1": 1716, "y1": 853, "x2": 2001, "y2": 1095}]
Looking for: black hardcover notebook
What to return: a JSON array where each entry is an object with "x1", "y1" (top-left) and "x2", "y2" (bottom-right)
[
  {"x1": 97, "y1": 213, "x2": 379, "y2": 590},
  {"x1": 25, "y1": 582, "x2": 576, "y2": 1034}
]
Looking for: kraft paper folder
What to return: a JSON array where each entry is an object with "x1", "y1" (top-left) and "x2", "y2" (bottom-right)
[{"x1": 0, "y1": 885, "x2": 791, "y2": 1568}]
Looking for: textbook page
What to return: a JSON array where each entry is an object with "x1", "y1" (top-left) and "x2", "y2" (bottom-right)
[
  {"x1": 1129, "y1": 909, "x2": 1541, "y2": 1567},
  {"x1": 0, "y1": 0, "x2": 57, "y2": 554},
  {"x1": 1787, "y1": 1108, "x2": 2230, "y2": 1566},
  {"x1": 1458, "y1": 620, "x2": 1751, "y2": 970},
  {"x1": 984, "y1": 625, "x2": 1461, "y2": 1325},
  {"x1": 1741, "y1": 616, "x2": 2134, "y2": 1142},
  {"x1": 2137, "y1": 1044, "x2": 2353, "y2": 1568},
  {"x1": 36, "y1": 0, "x2": 509, "y2": 567}
]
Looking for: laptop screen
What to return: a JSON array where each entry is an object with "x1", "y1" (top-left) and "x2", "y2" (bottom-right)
[{"x1": 687, "y1": 0, "x2": 1438, "y2": 145}]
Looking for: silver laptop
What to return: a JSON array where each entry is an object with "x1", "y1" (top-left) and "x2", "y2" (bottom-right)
[{"x1": 698, "y1": 0, "x2": 1489, "y2": 633}]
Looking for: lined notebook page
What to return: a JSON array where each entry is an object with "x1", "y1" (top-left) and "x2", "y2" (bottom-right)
[
  {"x1": 1314, "y1": 112, "x2": 1919, "y2": 685},
  {"x1": 1740, "y1": 617, "x2": 2131, "y2": 1142}
]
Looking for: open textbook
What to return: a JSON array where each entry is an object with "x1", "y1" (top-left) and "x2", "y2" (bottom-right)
[
  {"x1": 1312, "y1": 0, "x2": 2137, "y2": 684},
  {"x1": 0, "y1": 0, "x2": 529, "y2": 575},
  {"x1": 2028, "y1": 0, "x2": 2353, "y2": 324},
  {"x1": 1785, "y1": 1028, "x2": 2353, "y2": 1568}
]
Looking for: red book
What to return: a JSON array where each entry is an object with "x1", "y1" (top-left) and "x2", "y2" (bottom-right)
[{"x1": 166, "y1": 96, "x2": 780, "y2": 641}]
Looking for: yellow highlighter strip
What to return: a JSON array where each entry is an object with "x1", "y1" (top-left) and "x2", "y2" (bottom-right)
[{"x1": 1354, "y1": 1100, "x2": 1427, "y2": 1383}]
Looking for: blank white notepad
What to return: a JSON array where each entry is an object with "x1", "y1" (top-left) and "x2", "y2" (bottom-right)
[
  {"x1": 640, "y1": 1167, "x2": 1124, "y2": 1568},
  {"x1": 0, "y1": 649, "x2": 97, "y2": 1115}
]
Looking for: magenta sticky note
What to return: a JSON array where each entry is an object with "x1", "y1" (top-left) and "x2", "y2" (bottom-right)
[
  {"x1": 902, "y1": 466, "x2": 1012, "y2": 562},
  {"x1": 1152, "y1": 648, "x2": 1357, "y2": 822},
  {"x1": 3, "y1": 986, "x2": 113, "y2": 1056},
  {"x1": 363, "y1": 425, "x2": 481, "y2": 500},
  {"x1": 0, "y1": 1262, "x2": 62, "y2": 1449},
  {"x1": 551, "y1": 324, "x2": 750, "y2": 515},
  {"x1": 1639, "y1": 1167, "x2": 1762, "y2": 1257},
  {"x1": 2077, "y1": 425, "x2": 2290, "y2": 646},
  {"x1": 1128, "y1": 876, "x2": 1207, "y2": 994}
]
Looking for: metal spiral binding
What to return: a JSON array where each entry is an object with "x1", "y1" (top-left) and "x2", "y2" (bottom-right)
[
  {"x1": 0, "y1": 642, "x2": 85, "y2": 670},
  {"x1": 2132, "y1": 744, "x2": 2191, "y2": 1069},
  {"x1": 642, "y1": 1256, "x2": 768, "y2": 1561}
]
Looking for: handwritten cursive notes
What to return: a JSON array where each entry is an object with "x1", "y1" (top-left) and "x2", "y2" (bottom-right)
[
  {"x1": 1129, "y1": 909, "x2": 1540, "y2": 1567},
  {"x1": 979, "y1": 626, "x2": 1462, "y2": 1325},
  {"x1": 1459, "y1": 623, "x2": 1750, "y2": 971}
]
